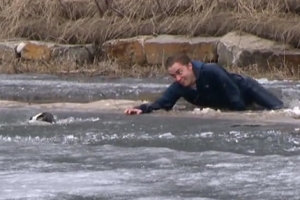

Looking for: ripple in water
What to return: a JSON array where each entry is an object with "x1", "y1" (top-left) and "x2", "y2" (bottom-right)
[
  {"x1": 1, "y1": 128, "x2": 300, "y2": 156},
  {"x1": 1, "y1": 145, "x2": 300, "y2": 200}
]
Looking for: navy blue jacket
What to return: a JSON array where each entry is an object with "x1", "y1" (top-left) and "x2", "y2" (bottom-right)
[{"x1": 134, "y1": 61, "x2": 278, "y2": 113}]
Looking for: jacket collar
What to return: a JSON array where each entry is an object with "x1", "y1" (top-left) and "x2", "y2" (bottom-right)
[{"x1": 191, "y1": 60, "x2": 205, "y2": 79}]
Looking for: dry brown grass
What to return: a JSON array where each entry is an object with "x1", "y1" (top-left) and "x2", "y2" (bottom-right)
[
  {"x1": 0, "y1": 59, "x2": 166, "y2": 78},
  {"x1": 1, "y1": 58, "x2": 298, "y2": 81},
  {"x1": 227, "y1": 64, "x2": 300, "y2": 80},
  {"x1": 1, "y1": 0, "x2": 300, "y2": 47},
  {"x1": 1, "y1": 0, "x2": 300, "y2": 78}
]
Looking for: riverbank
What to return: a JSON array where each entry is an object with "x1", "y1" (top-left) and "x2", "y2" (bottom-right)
[
  {"x1": 1, "y1": 59, "x2": 297, "y2": 80},
  {"x1": 1, "y1": 0, "x2": 300, "y2": 79}
]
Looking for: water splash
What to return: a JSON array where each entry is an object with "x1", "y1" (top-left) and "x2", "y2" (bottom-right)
[{"x1": 0, "y1": 116, "x2": 101, "y2": 127}]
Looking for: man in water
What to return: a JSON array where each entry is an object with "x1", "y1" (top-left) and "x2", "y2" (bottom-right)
[{"x1": 124, "y1": 52, "x2": 284, "y2": 115}]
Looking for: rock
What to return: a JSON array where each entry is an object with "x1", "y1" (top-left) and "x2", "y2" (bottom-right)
[
  {"x1": 143, "y1": 35, "x2": 219, "y2": 65},
  {"x1": 102, "y1": 35, "x2": 219, "y2": 66},
  {"x1": 102, "y1": 36, "x2": 152, "y2": 66},
  {"x1": 3, "y1": 32, "x2": 300, "y2": 72},
  {"x1": 0, "y1": 40, "x2": 95, "y2": 65},
  {"x1": 0, "y1": 42, "x2": 18, "y2": 62},
  {"x1": 51, "y1": 44, "x2": 95, "y2": 65},
  {"x1": 15, "y1": 42, "x2": 52, "y2": 61},
  {"x1": 217, "y1": 31, "x2": 300, "y2": 69}
]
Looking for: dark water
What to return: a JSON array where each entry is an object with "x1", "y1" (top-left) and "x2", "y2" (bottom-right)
[
  {"x1": 1, "y1": 74, "x2": 300, "y2": 200},
  {"x1": 0, "y1": 74, "x2": 300, "y2": 107},
  {"x1": 0, "y1": 74, "x2": 171, "y2": 103},
  {"x1": 1, "y1": 107, "x2": 300, "y2": 200}
]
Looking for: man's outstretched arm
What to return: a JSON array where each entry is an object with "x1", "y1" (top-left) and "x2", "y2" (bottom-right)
[{"x1": 128, "y1": 83, "x2": 182, "y2": 114}]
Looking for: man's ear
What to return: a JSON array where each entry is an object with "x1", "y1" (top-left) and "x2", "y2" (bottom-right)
[{"x1": 187, "y1": 62, "x2": 193, "y2": 70}]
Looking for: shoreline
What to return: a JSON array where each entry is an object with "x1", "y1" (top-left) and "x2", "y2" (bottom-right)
[
  {"x1": 0, "y1": 68, "x2": 298, "y2": 81},
  {"x1": 1, "y1": 1, "x2": 300, "y2": 79}
]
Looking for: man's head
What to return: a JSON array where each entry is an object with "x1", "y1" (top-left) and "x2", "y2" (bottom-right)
[{"x1": 165, "y1": 52, "x2": 196, "y2": 87}]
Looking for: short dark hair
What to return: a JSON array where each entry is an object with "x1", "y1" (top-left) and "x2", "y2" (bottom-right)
[{"x1": 165, "y1": 52, "x2": 192, "y2": 70}]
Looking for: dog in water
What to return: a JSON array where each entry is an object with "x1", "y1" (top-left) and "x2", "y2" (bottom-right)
[{"x1": 29, "y1": 112, "x2": 56, "y2": 124}]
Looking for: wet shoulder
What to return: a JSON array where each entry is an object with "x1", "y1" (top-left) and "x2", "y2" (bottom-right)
[{"x1": 201, "y1": 63, "x2": 223, "y2": 73}]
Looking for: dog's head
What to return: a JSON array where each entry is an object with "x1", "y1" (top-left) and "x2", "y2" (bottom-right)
[{"x1": 29, "y1": 112, "x2": 56, "y2": 124}]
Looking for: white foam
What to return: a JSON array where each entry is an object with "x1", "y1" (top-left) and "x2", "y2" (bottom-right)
[
  {"x1": 158, "y1": 132, "x2": 175, "y2": 139},
  {"x1": 282, "y1": 106, "x2": 300, "y2": 118},
  {"x1": 56, "y1": 117, "x2": 100, "y2": 125},
  {"x1": 256, "y1": 78, "x2": 293, "y2": 84},
  {"x1": 0, "y1": 116, "x2": 101, "y2": 128},
  {"x1": 192, "y1": 107, "x2": 221, "y2": 114},
  {"x1": 27, "y1": 120, "x2": 53, "y2": 126},
  {"x1": 199, "y1": 132, "x2": 214, "y2": 138}
]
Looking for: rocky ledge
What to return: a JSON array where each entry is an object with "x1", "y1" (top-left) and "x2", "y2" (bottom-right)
[
  {"x1": 0, "y1": 40, "x2": 95, "y2": 66},
  {"x1": 1, "y1": 31, "x2": 300, "y2": 70}
]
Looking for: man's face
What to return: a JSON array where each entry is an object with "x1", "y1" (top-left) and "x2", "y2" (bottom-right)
[{"x1": 167, "y1": 62, "x2": 195, "y2": 87}]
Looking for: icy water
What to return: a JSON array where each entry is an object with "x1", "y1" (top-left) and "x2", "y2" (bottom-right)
[
  {"x1": 0, "y1": 74, "x2": 299, "y2": 106},
  {"x1": 1, "y1": 74, "x2": 300, "y2": 200}
]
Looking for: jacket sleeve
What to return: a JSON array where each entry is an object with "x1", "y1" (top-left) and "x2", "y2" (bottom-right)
[
  {"x1": 205, "y1": 63, "x2": 246, "y2": 111},
  {"x1": 134, "y1": 82, "x2": 182, "y2": 113}
]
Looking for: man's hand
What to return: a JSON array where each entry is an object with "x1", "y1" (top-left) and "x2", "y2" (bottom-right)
[{"x1": 124, "y1": 108, "x2": 143, "y2": 115}]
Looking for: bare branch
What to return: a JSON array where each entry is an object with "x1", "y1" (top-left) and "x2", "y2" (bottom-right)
[
  {"x1": 104, "y1": 0, "x2": 127, "y2": 18},
  {"x1": 155, "y1": 0, "x2": 169, "y2": 16},
  {"x1": 93, "y1": 0, "x2": 104, "y2": 17},
  {"x1": 57, "y1": 0, "x2": 68, "y2": 13}
]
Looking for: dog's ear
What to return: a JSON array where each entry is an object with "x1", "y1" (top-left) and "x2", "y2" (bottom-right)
[{"x1": 36, "y1": 115, "x2": 43, "y2": 121}]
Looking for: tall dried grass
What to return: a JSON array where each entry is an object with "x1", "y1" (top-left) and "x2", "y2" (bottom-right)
[
  {"x1": 0, "y1": 59, "x2": 167, "y2": 78},
  {"x1": 1, "y1": 0, "x2": 300, "y2": 47}
]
